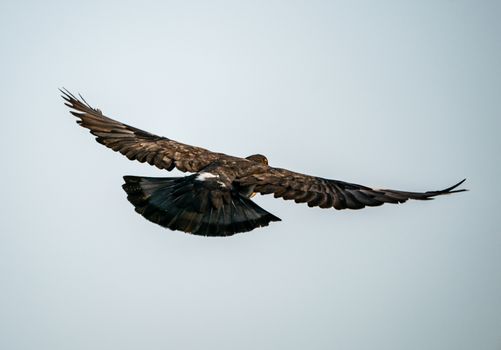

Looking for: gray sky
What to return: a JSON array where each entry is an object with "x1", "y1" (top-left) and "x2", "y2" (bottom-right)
[{"x1": 1, "y1": 1, "x2": 500, "y2": 349}]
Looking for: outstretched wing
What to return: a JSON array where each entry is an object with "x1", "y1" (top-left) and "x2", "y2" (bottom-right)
[
  {"x1": 61, "y1": 89, "x2": 222, "y2": 173},
  {"x1": 238, "y1": 167, "x2": 467, "y2": 210}
]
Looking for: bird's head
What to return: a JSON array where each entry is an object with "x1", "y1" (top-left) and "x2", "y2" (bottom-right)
[{"x1": 246, "y1": 154, "x2": 268, "y2": 165}]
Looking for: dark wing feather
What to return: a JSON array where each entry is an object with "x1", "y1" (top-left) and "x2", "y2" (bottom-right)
[
  {"x1": 61, "y1": 89, "x2": 221, "y2": 173},
  {"x1": 238, "y1": 167, "x2": 467, "y2": 210}
]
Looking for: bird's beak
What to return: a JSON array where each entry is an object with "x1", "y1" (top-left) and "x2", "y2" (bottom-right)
[{"x1": 250, "y1": 192, "x2": 256, "y2": 198}]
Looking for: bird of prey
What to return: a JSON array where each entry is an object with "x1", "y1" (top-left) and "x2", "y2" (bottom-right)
[{"x1": 61, "y1": 89, "x2": 466, "y2": 237}]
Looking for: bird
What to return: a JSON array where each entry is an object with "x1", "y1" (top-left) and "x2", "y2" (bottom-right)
[{"x1": 61, "y1": 89, "x2": 467, "y2": 237}]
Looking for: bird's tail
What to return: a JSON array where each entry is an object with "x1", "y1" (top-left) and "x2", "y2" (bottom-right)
[{"x1": 122, "y1": 175, "x2": 281, "y2": 236}]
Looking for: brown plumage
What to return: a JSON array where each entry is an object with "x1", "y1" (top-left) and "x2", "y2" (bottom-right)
[{"x1": 61, "y1": 89, "x2": 467, "y2": 236}]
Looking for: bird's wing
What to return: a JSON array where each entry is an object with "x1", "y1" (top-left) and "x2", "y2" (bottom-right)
[
  {"x1": 237, "y1": 167, "x2": 467, "y2": 210},
  {"x1": 61, "y1": 89, "x2": 223, "y2": 173}
]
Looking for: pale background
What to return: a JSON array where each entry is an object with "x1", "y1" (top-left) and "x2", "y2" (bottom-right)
[{"x1": 1, "y1": 1, "x2": 500, "y2": 349}]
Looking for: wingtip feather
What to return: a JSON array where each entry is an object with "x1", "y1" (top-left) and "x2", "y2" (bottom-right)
[{"x1": 441, "y1": 178, "x2": 468, "y2": 193}]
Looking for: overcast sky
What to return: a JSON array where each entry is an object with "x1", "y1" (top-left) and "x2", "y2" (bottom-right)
[{"x1": 1, "y1": 1, "x2": 500, "y2": 349}]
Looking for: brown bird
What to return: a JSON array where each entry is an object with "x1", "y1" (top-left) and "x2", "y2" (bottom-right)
[{"x1": 61, "y1": 89, "x2": 467, "y2": 236}]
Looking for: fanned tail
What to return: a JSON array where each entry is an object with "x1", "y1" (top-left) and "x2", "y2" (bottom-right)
[{"x1": 122, "y1": 175, "x2": 280, "y2": 236}]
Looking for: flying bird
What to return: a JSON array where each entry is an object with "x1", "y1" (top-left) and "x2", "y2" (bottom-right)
[{"x1": 61, "y1": 89, "x2": 466, "y2": 236}]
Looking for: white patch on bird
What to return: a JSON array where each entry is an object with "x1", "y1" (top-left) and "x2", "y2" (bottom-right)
[
  {"x1": 196, "y1": 172, "x2": 227, "y2": 188},
  {"x1": 196, "y1": 172, "x2": 218, "y2": 181}
]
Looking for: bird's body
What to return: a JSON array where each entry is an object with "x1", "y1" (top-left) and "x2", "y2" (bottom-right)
[{"x1": 62, "y1": 89, "x2": 466, "y2": 236}]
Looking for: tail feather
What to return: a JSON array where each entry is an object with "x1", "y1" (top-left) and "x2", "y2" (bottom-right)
[{"x1": 122, "y1": 175, "x2": 281, "y2": 236}]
